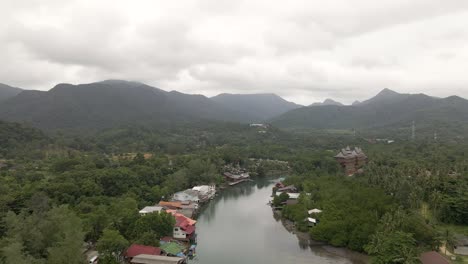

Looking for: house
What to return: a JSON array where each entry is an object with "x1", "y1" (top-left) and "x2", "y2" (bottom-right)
[
  {"x1": 173, "y1": 190, "x2": 200, "y2": 203},
  {"x1": 419, "y1": 251, "x2": 449, "y2": 264},
  {"x1": 192, "y1": 185, "x2": 214, "y2": 196},
  {"x1": 335, "y1": 146, "x2": 368, "y2": 176},
  {"x1": 130, "y1": 254, "x2": 185, "y2": 264},
  {"x1": 275, "y1": 192, "x2": 300, "y2": 199},
  {"x1": 166, "y1": 210, "x2": 197, "y2": 242},
  {"x1": 277, "y1": 185, "x2": 297, "y2": 193},
  {"x1": 139, "y1": 206, "x2": 164, "y2": 215},
  {"x1": 158, "y1": 201, "x2": 184, "y2": 210},
  {"x1": 308, "y1": 209, "x2": 322, "y2": 214},
  {"x1": 192, "y1": 185, "x2": 216, "y2": 202},
  {"x1": 125, "y1": 244, "x2": 161, "y2": 260},
  {"x1": 159, "y1": 201, "x2": 198, "y2": 218},
  {"x1": 454, "y1": 235, "x2": 468, "y2": 255}
]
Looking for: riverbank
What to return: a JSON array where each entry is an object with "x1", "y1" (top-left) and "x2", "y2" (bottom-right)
[
  {"x1": 191, "y1": 179, "x2": 367, "y2": 264},
  {"x1": 273, "y1": 210, "x2": 370, "y2": 264}
]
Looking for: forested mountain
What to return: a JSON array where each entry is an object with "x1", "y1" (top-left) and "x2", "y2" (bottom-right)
[
  {"x1": 310, "y1": 98, "x2": 343, "y2": 106},
  {"x1": 0, "y1": 80, "x2": 304, "y2": 131},
  {"x1": 0, "y1": 83, "x2": 22, "y2": 102},
  {"x1": 0, "y1": 120, "x2": 49, "y2": 158},
  {"x1": 0, "y1": 80, "x2": 249, "y2": 131},
  {"x1": 271, "y1": 88, "x2": 468, "y2": 133},
  {"x1": 210, "y1": 93, "x2": 301, "y2": 121}
]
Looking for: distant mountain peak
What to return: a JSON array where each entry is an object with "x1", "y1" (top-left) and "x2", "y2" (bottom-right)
[
  {"x1": 310, "y1": 98, "x2": 343, "y2": 106},
  {"x1": 376, "y1": 88, "x2": 400, "y2": 97},
  {"x1": 352, "y1": 100, "x2": 361, "y2": 106},
  {"x1": 359, "y1": 88, "x2": 405, "y2": 105}
]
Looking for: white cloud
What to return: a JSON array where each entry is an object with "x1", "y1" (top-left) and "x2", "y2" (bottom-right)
[{"x1": 1, "y1": 0, "x2": 468, "y2": 105}]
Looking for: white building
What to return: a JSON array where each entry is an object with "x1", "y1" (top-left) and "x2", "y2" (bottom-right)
[
  {"x1": 308, "y1": 209, "x2": 322, "y2": 214},
  {"x1": 173, "y1": 190, "x2": 200, "y2": 203},
  {"x1": 139, "y1": 206, "x2": 164, "y2": 215}
]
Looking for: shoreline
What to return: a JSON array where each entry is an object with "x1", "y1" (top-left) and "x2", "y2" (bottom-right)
[{"x1": 274, "y1": 210, "x2": 370, "y2": 264}]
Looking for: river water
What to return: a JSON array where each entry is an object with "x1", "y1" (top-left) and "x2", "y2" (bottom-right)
[{"x1": 189, "y1": 179, "x2": 368, "y2": 264}]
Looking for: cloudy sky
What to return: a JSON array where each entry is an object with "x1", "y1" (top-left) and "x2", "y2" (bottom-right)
[{"x1": 1, "y1": 0, "x2": 468, "y2": 105}]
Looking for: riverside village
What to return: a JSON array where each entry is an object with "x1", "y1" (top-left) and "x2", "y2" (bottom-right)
[
  {"x1": 84, "y1": 145, "x2": 468, "y2": 264},
  {"x1": 86, "y1": 162, "x2": 254, "y2": 264}
]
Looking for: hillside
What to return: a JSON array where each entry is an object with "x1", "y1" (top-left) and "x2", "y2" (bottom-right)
[
  {"x1": 271, "y1": 89, "x2": 468, "y2": 135},
  {"x1": 0, "y1": 83, "x2": 22, "y2": 102},
  {"x1": 0, "y1": 80, "x2": 248, "y2": 131},
  {"x1": 0, "y1": 120, "x2": 49, "y2": 158},
  {"x1": 210, "y1": 93, "x2": 301, "y2": 121}
]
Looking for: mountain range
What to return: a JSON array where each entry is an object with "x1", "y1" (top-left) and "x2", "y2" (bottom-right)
[
  {"x1": 0, "y1": 80, "x2": 299, "y2": 130},
  {"x1": 1, "y1": 80, "x2": 468, "y2": 135},
  {"x1": 271, "y1": 88, "x2": 468, "y2": 131}
]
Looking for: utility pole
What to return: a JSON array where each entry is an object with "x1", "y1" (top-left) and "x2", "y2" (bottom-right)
[{"x1": 411, "y1": 121, "x2": 416, "y2": 141}]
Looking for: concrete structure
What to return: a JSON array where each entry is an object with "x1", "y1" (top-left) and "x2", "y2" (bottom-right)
[{"x1": 454, "y1": 235, "x2": 468, "y2": 255}]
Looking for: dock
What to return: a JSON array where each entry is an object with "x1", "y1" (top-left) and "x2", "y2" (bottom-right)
[{"x1": 228, "y1": 179, "x2": 252, "y2": 186}]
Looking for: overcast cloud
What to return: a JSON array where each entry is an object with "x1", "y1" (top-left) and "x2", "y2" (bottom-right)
[{"x1": 1, "y1": 0, "x2": 468, "y2": 104}]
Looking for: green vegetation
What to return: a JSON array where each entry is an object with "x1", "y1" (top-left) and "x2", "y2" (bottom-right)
[
  {"x1": 278, "y1": 139, "x2": 468, "y2": 263},
  {"x1": 0, "y1": 115, "x2": 467, "y2": 264}
]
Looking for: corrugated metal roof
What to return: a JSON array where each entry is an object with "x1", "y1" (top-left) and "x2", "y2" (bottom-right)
[
  {"x1": 126, "y1": 244, "x2": 161, "y2": 258},
  {"x1": 131, "y1": 254, "x2": 183, "y2": 264}
]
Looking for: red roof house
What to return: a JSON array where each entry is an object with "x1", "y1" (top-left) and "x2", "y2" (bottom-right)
[
  {"x1": 125, "y1": 244, "x2": 161, "y2": 258},
  {"x1": 167, "y1": 210, "x2": 197, "y2": 241}
]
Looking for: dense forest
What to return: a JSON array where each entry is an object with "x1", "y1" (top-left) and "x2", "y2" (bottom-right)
[{"x1": 0, "y1": 119, "x2": 467, "y2": 263}]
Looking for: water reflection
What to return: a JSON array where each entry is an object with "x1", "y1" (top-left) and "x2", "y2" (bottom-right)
[{"x1": 191, "y1": 178, "x2": 368, "y2": 264}]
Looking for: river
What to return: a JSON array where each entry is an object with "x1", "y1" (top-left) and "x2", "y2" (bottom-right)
[{"x1": 189, "y1": 179, "x2": 368, "y2": 264}]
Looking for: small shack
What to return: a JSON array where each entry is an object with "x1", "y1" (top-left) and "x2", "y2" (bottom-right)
[{"x1": 307, "y1": 217, "x2": 318, "y2": 227}]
